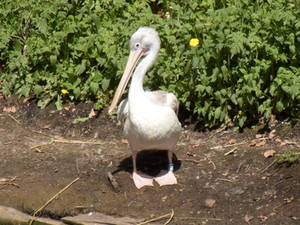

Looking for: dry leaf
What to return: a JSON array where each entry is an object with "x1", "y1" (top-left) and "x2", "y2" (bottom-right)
[
  {"x1": 192, "y1": 143, "x2": 200, "y2": 148},
  {"x1": 275, "y1": 137, "x2": 282, "y2": 144},
  {"x1": 264, "y1": 149, "x2": 276, "y2": 158},
  {"x1": 205, "y1": 199, "x2": 216, "y2": 208},
  {"x1": 23, "y1": 97, "x2": 32, "y2": 103},
  {"x1": 268, "y1": 129, "x2": 276, "y2": 139},
  {"x1": 42, "y1": 124, "x2": 51, "y2": 129},
  {"x1": 3, "y1": 106, "x2": 16, "y2": 113},
  {"x1": 121, "y1": 139, "x2": 128, "y2": 144},
  {"x1": 256, "y1": 140, "x2": 267, "y2": 147},
  {"x1": 89, "y1": 108, "x2": 96, "y2": 118},
  {"x1": 228, "y1": 139, "x2": 237, "y2": 145},
  {"x1": 249, "y1": 140, "x2": 257, "y2": 147},
  {"x1": 256, "y1": 134, "x2": 263, "y2": 138},
  {"x1": 280, "y1": 140, "x2": 297, "y2": 146},
  {"x1": 35, "y1": 148, "x2": 44, "y2": 153},
  {"x1": 284, "y1": 196, "x2": 294, "y2": 203},
  {"x1": 186, "y1": 152, "x2": 197, "y2": 157},
  {"x1": 244, "y1": 214, "x2": 254, "y2": 223},
  {"x1": 257, "y1": 215, "x2": 268, "y2": 222}
]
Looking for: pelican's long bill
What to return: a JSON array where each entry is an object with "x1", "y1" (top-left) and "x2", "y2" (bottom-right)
[{"x1": 108, "y1": 48, "x2": 144, "y2": 114}]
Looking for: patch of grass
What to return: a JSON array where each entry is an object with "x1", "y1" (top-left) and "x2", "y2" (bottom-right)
[{"x1": 275, "y1": 149, "x2": 300, "y2": 165}]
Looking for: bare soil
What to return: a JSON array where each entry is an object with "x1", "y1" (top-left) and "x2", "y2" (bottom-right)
[{"x1": 0, "y1": 96, "x2": 299, "y2": 225}]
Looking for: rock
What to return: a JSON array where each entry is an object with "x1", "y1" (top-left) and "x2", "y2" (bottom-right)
[
  {"x1": 62, "y1": 212, "x2": 160, "y2": 225},
  {"x1": 0, "y1": 206, "x2": 31, "y2": 225},
  {"x1": 229, "y1": 186, "x2": 245, "y2": 195},
  {"x1": 0, "y1": 205, "x2": 65, "y2": 225}
]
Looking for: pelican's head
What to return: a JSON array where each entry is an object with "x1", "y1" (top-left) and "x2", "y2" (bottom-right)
[
  {"x1": 108, "y1": 27, "x2": 161, "y2": 114},
  {"x1": 129, "y1": 27, "x2": 160, "y2": 59}
]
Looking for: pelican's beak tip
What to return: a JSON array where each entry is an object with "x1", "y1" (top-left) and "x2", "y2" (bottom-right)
[{"x1": 108, "y1": 107, "x2": 114, "y2": 115}]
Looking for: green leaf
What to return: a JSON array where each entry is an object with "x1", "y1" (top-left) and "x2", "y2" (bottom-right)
[
  {"x1": 276, "y1": 101, "x2": 284, "y2": 112},
  {"x1": 72, "y1": 117, "x2": 89, "y2": 124},
  {"x1": 50, "y1": 55, "x2": 57, "y2": 65},
  {"x1": 90, "y1": 82, "x2": 98, "y2": 95},
  {"x1": 55, "y1": 95, "x2": 63, "y2": 110},
  {"x1": 215, "y1": 107, "x2": 221, "y2": 119},
  {"x1": 101, "y1": 78, "x2": 110, "y2": 91},
  {"x1": 239, "y1": 115, "x2": 247, "y2": 127}
]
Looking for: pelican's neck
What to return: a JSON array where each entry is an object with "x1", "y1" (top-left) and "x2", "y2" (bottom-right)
[{"x1": 128, "y1": 52, "x2": 157, "y2": 100}]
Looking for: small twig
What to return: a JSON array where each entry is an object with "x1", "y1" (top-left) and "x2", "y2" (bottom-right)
[
  {"x1": 107, "y1": 171, "x2": 119, "y2": 190},
  {"x1": 216, "y1": 178, "x2": 234, "y2": 183},
  {"x1": 29, "y1": 177, "x2": 80, "y2": 225},
  {"x1": 138, "y1": 210, "x2": 174, "y2": 225},
  {"x1": 223, "y1": 141, "x2": 246, "y2": 148},
  {"x1": 206, "y1": 156, "x2": 216, "y2": 170},
  {"x1": 260, "y1": 160, "x2": 276, "y2": 174},
  {"x1": 30, "y1": 140, "x2": 54, "y2": 150},
  {"x1": 29, "y1": 133, "x2": 103, "y2": 151},
  {"x1": 180, "y1": 158, "x2": 205, "y2": 164},
  {"x1": 7, "y1": 114, "x2": 21, "y2": 124},
  {"x1": 176, "y1": 216, "x2": 222, "y2": 221},
  {"x1": 54, "y1": 138, "x2": 103, "y2": 145},
  {"x1": 224, "y1": 147, "x2": 237, "y2": 156},
  {"x1": 236, "y1": 161, "x2": 244, "y2": 173}
]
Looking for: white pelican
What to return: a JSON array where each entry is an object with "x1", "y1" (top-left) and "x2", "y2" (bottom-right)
[{"x1": 108, "y1": 27, "x2": 181, "y2": 189}]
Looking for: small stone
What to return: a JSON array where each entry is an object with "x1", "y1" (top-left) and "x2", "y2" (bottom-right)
[
  {"x1": 229, "y1": 187, "x2": 245, "y2": 195},
  {"x1": 205, "y1": 199, "x2": 216, "y2": 208}
]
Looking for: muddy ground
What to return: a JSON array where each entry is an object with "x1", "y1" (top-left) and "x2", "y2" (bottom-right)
[{"x1": 0, "y1": 96, "x2": 299, "y2": 225}]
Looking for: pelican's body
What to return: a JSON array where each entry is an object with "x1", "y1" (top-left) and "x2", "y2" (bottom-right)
[
  {"x1": 124, "y1": 91, "x2": 180, "y2": 151},
  {"x1": 109, "y1": 27, "x2": 181, "y2": 188}
]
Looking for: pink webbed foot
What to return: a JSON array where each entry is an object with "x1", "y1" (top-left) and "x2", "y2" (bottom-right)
[
  {"x1": 154, "y1": 170, "x2": 177, "y2": 186},
  {"x1": 133, "y1": 171, "x2": 154, "y2": 189}
]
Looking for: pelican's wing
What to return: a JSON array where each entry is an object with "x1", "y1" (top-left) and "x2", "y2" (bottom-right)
[
  {"x1": 146, "y1": 90, "x2": 179, "y2": 115},
  {"x1": 117, "y1": 90, "x2": 179, "y2": 123}
]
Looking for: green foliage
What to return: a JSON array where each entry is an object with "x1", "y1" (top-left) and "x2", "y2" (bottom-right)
[
  {"x1": 0, "y1": 0, "x2": 156, "y2": 109},
  {"x1": 0, "y1": 0, "x2": 299, "y2": 128},
  {"x1": 275, "y1": 149, "x2": 300, "y2": 165}
]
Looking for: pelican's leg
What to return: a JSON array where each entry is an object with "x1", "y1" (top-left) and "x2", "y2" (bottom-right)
[
  {"x1": 132, "y1": 152, "x2": 153, "y2": 189},
  {"x1": 154, "y1": 150, "x2": 177, "y2": 186}
]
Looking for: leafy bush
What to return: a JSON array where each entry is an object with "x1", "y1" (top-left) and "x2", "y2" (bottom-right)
[
  {"x1": 0, "y1": 0, "x2": 299, "y2": 128},
  {"x1": 0, "y1": 0, "x2": 156, "y2": 109}
]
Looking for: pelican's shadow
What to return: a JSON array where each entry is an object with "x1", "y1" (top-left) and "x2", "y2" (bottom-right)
[{"x1": 113, "y1": 150, "x2": 181, "y2": 177}]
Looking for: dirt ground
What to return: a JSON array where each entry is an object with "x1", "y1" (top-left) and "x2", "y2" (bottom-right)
[{"x1": 0, "y1": 96, "x2": 299, "y2": 225}]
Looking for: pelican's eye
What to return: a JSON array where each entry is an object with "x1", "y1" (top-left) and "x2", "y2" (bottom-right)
[{"x1": 135, "y1": 43, "x2": 140, "y2": 49}]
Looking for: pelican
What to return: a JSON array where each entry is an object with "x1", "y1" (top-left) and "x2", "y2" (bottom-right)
[{"x1": 108, "y1": 27, "x2": 181, "y2": 189}]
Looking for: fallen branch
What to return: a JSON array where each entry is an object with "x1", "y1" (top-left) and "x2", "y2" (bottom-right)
[
  {"x1": 260, "y1": 160, "x2": 276, "y2": 174},
  {"x1": 224, "y1": 147, "x2": 237, "y2": 156},
  {"x1": 7, "y1": 114, "x2": 21, "y2": 125},
  {"x1": 30, "y1": 136, "x2": 103, "y2": 151},
  {"x1": 29, "y1": 177, "x2": 80, "y2": 225},
  {"x1": 0, "y1": 176, "x2": 19, "y2": 189},
  {"x1": 206, "y1": 156, "x2": 216, "y2": 170},
  {"x1": 138, "y1": 209, "x2": 174, "y2": 225},
  {"x1": 176, "y1": 216, "x2": 222, "y2": 221}
]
